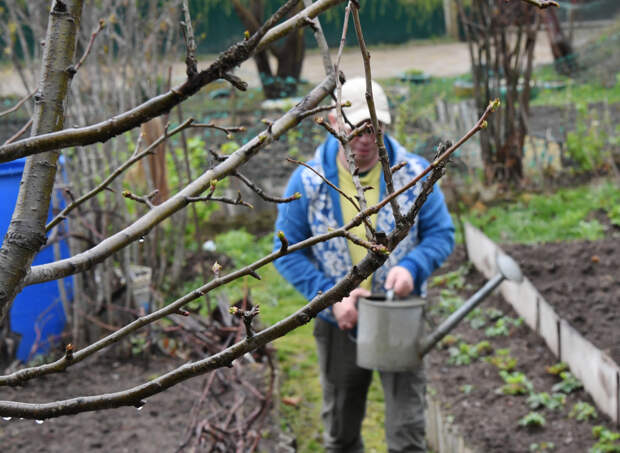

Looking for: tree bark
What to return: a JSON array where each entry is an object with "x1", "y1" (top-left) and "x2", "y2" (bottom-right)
[{"x1": 0, "y1": 0, "x2": 84, "y2": 324}]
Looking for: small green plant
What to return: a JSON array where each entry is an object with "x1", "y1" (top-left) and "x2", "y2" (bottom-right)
[
  {"x1": 447, "y1": 342, "x2": 478, "y2": 366},
  {"x1": 130, "y1": 334, "x2": 148, "y2": 356},
  {"x1": 430, "y1": 264, "x2": 470, "y2": 290},
  {"x1": 485, "y1": 308, "x2": 504, "y2": 320},
  {"x1": 570, "y1": 402, "x2": 598, "y2": 422},
  {"x1": 431, "y1": 289, "x2": 464, "y2": 316},
  {"x1": 485, "y1": 318, "x2": 510, "y2": 337},
  {"x1": 474, "y1": 340, "x2": 493, "y2": 356},
  {"x1": 552, "y1": 371, "x2": 583, "y2": 394},
  {"x1": 546, "y1": 362, "x2": 568, "y2": 376},
  {"x1": 439, "y1": 334, "x2": 459, "y2": 349},
  {"x1": 460, "y1": 384, "x2": 474, "y2": 395},
  {"x1": 529, "y1": 441, "x2": 556, "y2": 452},
  {"x1": 590, "y1": 426, "x2": 620, "y2": 453},
  {"x1": 565, "y1": 105, "x2": 609, "y2": 172},
  {"x1": 466, "y1": 307, "x2": 487, "y2": 329},
  {"x1": 484, "y1": 316, "x2": 521, "y2": 337},
  {"x1": 498, "y1": 370, "x2": 533, "y2": 395},
  {"x1": 519, "y1": 411, "x2": 546, "y2": 428},
  {"x1": 526, "y1": 392, "x2": 566, "y2": 411},
  {"x1": 486, "y1": 349, "x2": 517, "y2": 371}
]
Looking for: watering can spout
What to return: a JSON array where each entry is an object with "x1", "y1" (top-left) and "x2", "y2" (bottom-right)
[{"x1": 418, "y1": 252, "x2": 523, "y2": 358}]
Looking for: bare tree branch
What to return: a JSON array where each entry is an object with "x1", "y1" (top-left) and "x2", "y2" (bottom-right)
[
  {"x1": 25, "y1": 75, "x2": 339, "y2": 287},
  {"x1": 0, "y1": 98, "x2": 497, "y2": 392},
  {"x1": 0, "y1": 89, "x2": 35, "y2": 118},
  {"x1": 180, "y1": 0, "x2": 198, "y2": 78},
  {"x1": 350, "y1": 3, "x2": 404, "y2": 226},
  {"x1": 0, "y1": 96, "x2": 494, "y2": 417},
  {"x1": 2, "y1": 118, "x2": 33, "y2": 146},
  {"x1": 0, "y1": 0, "x2": 347, "y2": 163},
  {"x1": 73, "y1": 18, "x2": 105, "y2": 73},
  {"x1": 45, "y1": 118, "x2": 195, "y2": 232},
  {"x1": 0, "y1": 0, "x2": 85, "y2": 325}
]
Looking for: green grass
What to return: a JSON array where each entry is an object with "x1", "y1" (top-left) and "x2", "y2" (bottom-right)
[
  {"x1": 458, "y1": 180, "x2": 620, "y2": 244},
  {"x1": 531, "y1": 77, "x2": 620, "y2": 107}
]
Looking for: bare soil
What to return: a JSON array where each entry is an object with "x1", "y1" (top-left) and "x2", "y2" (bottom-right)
[
  {"x1": 2, "y1": 233, "x2": 617, "y2": 452},
  {"x1": 426, "y1": 232, "x2": 620, "y2": 453}
]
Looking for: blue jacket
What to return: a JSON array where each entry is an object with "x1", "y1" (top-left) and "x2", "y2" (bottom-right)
[{"x1": 273, "y1": 133, "x2": 454, "y2": 324}]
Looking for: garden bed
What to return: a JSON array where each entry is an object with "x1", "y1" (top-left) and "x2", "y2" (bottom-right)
[{"x1": 426, "y1": 233, "x2": 620, "y2": 452}]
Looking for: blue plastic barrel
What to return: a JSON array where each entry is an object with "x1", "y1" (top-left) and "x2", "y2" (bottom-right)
[{"x1": 0, "y1": 158, "x2": 73, "y2": 361}]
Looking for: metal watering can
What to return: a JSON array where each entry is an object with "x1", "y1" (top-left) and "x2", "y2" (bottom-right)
[{"x1": 356, "y1": 253, "x2": 523, "y2": 372}]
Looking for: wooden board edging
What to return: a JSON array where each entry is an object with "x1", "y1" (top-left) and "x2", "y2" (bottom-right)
[
  {"x1": 426, "y1": 391, "x2": 476, "y2": 453},
  {"x1": 464, "y1": 222, "x2": 620, "y2": 426}
]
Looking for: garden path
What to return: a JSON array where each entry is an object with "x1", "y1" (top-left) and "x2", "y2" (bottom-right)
[{"x1": 0, "y1": 27, "x2": 603, "y2": 97}]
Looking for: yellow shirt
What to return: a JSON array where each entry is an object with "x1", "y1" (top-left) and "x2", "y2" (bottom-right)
[{"x1": 336, "y1": 158, "x2": 382, "y2": 291}]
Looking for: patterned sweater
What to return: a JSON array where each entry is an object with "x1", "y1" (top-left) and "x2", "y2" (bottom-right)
[{"x1": 273, "y1": 133, "x2": 455, "y2": 324}]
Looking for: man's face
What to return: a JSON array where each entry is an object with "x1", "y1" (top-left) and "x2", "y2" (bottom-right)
[{"x1": 348, "y1": 121, "x2": 381, "y2": 171}]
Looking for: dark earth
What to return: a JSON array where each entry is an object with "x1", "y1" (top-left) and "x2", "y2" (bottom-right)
[
  {"x1": 426, "y1": 232, "x2": 620, "y2": 453},
  {"x1": 1, "y1": 231, "x2": 618, "y2": 452}
]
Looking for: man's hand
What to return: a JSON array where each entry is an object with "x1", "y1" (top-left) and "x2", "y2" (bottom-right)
[
  {"x1": 332, "y1": 287, "x2": 371, "y2": 331},
  {"x1": 384, "y1": 266, "x2": 414, "y2": 297}
]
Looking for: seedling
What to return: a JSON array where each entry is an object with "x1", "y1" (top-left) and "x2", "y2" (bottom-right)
[
  {"x1": 498, "y1": 370, "x2": 533, "y2": 395},
  {"x1": 526, "y1": 392, "x2": 566, "y2": 411},
  {"x1": 466, "y1": 307, "x2": 487, "y2": 329},
  {"x1": 569, "y1": 402, "x2": 597, "y2": 422},
  {"x1": 439, "y1": 334, "x2": 459, "y2": 349},
  {"x1": 460, "y1": 384, "x2": 474, "y2": 395},
  {"x1": 486, "y1": 348, "x2": 518, "y2": 371},
  {"x1": 448, "y1": 342, "x2": 478, "y2": 366},
  {"x1": 485, "y1": 318, "x2": 510, "y2": 337},
  {"x1": 546, "y1": 362, "x2": 568, "y2": 376},
  {"x1": 552, "y1": 371, "x2": 583, "y2": 394},
  {"x1": 591, "y1": 426, "x2": 620, "y2": 453},
  {"x1": 430, "y1": 264, "x2": 470, "y2": 290},
  {"x1": 529, "y1": 441, "x2": 556, "y2": 452},
  {"x1": 436, "y1": 289, "x2": 464, "y2": 315},
  {"x1": 519, "y1": 411, "x2": 546, "y2": 428},
  {"x1": 485, "y1": 307, "x2": 504, "y2": 321},
  {"x1": 474, "y1": 340, "x2": 493, "y2": 356},
  {"x1": 485, "y1": 316, "x2": 522, "y2": 337}
]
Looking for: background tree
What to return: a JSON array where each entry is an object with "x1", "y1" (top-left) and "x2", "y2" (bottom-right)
[{"x1": 456, "y1": 0, "x2": 541, "y2": 183}]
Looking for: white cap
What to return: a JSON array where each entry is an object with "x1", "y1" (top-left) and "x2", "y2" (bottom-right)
[{"x1": 340, "y1": 77, "x2": 391, "y2": 126}]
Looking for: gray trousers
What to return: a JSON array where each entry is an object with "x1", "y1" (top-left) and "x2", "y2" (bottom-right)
[{"x1": 313, "y1": 318, "x2": 427, "y2": 453}]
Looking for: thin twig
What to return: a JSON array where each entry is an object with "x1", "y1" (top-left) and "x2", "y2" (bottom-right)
[
  {"x1": 180, "y1": 0, "x2": 198, "y2": 77},
  {"x1": 232, "y1": 170, "x2": 302, "y2": 204},
  {"x1": 0, "y1": 0, "x2": 347, "y2": 163},
  {"x1": 2, "y1": 118, "x2": 33, "y2": 146},
  {"x1": 185, "y1": 194, "x2": 253, "y2": 209},
  {"x1": 302, "y1": 0, "x2": 334, "y2": 76},
  {"x1": 341, "y1": 230, "x2": 389, "y2": 255},
  {"x1": 0, "y1": 90, "x2": 35, "y2": 119},
  {"x1": 0, "y1": 101, "x2": 496, "y2": 415},
  {"x1": 73, "y1": 19, "x2": 106, "y2": 73},
  {"x1": 298, "y1": 103, "x2": 337, "y2": 121},
  {"x1": 122, "y1": 189, "x2": 159, "y2": 209},
  {"x1": 191, "y1": 123, "x2": 246, "y2": 136},
  {"x1": 45, "y1": 118, "x2": 195, "y2": 232},
  {"x1": 287, "y1": 157, "x2": 360, "y2": 211},
  {"x1": 350, "y1": 4, "x2": 403, "y2": 226}
]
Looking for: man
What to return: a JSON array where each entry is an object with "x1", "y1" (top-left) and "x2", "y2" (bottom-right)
[{"x1": 273, "y1": 77, "x2": 454, "y2": 452}]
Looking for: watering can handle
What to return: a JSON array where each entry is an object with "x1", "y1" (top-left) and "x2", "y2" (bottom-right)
[{"x1": 418, "y1": 252, "x2": 524, "y2": 358}]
